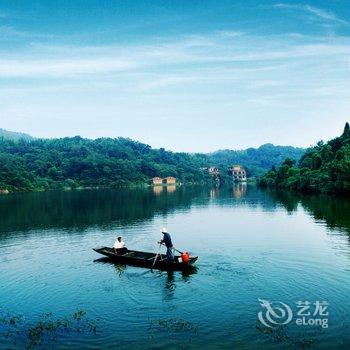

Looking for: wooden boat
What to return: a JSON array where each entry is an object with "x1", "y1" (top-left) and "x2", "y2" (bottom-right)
[{"x1": 93, "y1": 247, "x2": 198, "y2": 271}]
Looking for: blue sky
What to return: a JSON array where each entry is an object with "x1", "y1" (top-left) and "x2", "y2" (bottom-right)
[{"x1": 0, "y1": 0, "x2": 349, "y2": 151}]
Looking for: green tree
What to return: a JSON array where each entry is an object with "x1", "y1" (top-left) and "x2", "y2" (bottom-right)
[{"x1": 258, "y1": 122, "x2": 350, "y2": 194}]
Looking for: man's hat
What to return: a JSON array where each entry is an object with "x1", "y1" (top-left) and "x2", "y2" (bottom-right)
[{"x1": 161, "y1": 227, "x2": 168, "y2": 234}]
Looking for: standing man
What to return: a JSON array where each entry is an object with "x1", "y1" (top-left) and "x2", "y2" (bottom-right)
[{"x1": 158, "y1": 228, "x2": 174, "y2": 262}]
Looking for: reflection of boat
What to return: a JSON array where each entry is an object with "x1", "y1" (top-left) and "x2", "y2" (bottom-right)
[
  {"x1": 94, "y1": 257, "x2": 198, "y2": 277},
  {"x1": 93, "y1": 247, "x2": 198, "y2": 271}
]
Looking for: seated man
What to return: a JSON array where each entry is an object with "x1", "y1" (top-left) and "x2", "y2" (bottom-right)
[{"x1": 113, "y1": 236, "x2": 127, "y2": 255}]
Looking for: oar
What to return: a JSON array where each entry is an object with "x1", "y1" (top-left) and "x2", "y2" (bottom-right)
[
  {"x1": 151, "y1": 243, "x2": 162, "y2": 271},
  {"x1": 159, "y1": 242, "x2": 183, "y2": 254},
  {"x1": 172, "y1": 247, "x2": 183, "y2": 254}
]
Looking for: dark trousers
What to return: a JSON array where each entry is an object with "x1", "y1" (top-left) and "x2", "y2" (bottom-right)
[
  {"x1": 166, "y1": 247, "x2": 174, "y2": 261},
  {"x1": 115, "y1": 247, "x2": 128, "y2": 255}
]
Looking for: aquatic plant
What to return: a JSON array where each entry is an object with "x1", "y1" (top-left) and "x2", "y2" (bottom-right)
[
  {"x1": 150, "y1": 318, "x2": 198, "y2": 333},
  {"x1": 0, "y1": 309, "x2": 99, "y2": 349},
  {"x1": 256, "y1": 323, "x2": 316, "y2": 349},
  {"x1": 148, "y1": 317, "x2": 199, "y2": 342}
]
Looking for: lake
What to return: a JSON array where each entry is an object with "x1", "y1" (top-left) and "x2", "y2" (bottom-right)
[{"x1": 0, "y1": 185, "x2": 350, "y2": 349}]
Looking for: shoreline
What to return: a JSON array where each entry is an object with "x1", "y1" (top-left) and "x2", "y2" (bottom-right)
[{"x1": 0, "y1": 179, "x2": 256, "y2": 195}]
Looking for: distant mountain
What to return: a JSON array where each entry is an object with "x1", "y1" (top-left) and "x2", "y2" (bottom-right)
[
  {"x1": 209, "y1": 143, "x2": 305, "y2": 176},
  {"x1": 0, "y1": 128, "x2": 33, "y2": 141},
  {"x1": 0, "y1": 132, "x2": 305, "y2": 192}
]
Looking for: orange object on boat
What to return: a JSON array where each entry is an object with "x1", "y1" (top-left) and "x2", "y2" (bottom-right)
[{"x1": 181, "y1": 252, "x2": 190, "y2": 263}]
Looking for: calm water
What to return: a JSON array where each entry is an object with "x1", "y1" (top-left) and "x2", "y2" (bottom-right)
[{"x1": 0, "y1": 185, "x2": 350, "y2": 349}]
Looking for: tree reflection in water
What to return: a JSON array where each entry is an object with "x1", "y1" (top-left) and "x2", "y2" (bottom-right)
[{"x1": 263, "y1": 189, "x2": 350, "y2": 234}]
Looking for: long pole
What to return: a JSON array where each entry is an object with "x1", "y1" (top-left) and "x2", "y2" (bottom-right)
[{"x1": 151, "y1": 243, "x2": 162, "y2": 271}]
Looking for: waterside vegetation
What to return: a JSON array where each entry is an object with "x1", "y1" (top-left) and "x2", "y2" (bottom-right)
[
  {"x1": 0, "y1": 133, "x2": 304, "y2": 193},
  {"x1": 258, "y1": 123, "x2": 350, "y2": 194}
]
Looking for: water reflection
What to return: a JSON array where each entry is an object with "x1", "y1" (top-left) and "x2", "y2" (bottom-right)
[
  {"x1": 166, "y1": 185, "x2": 176, "y2": 193},
  {"x1": 94, "y1": 257, "x2": 197, "y2": 276},
  {"x1": 1, "y1": 185, "x2": 350, "y2": 349},
  {"x1": 263, "y1": 189, "x2": 350, "y2": 234},
  {"x1": 153, "y1": 186, "x2": 163, "y2": 195},
  {"x1": 210, "y1": 188, "x2": 219, "y2": 198},
  {"x1": 0, "y1": 187, "x2": 197, "y2": 234},
  {"x1": 232, "y1": 182, "x2": 246, "y2": 198},
  {"x1": 163, "y1": 268, "x2": 197, "y2": 301},
  {"x1": 0, "y1": 185, "x2": 349, "y2": 237},
  {"x1": 114, "y1": 264, "x2": 126, "y2": 277},
  {"x1": 93, "y1": 257, "x2": 197, "y2": 300}
]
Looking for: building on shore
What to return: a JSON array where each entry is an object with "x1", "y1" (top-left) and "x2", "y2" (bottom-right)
[
  {"x1": 208, "y1": 167, "x2": 220, "y2": 176},
  {"x1": 164, "y1": 176, "x2": 176, "y2": 185},
  {"x1": 228, "y1": 165, "x2": 247, "y2": 182},
  {"x1": 152, "y1": 176, "x2": 177, "y2": 186},
  {"x1": 152, "y1": 177, "x2": 163, "y2": 186}
]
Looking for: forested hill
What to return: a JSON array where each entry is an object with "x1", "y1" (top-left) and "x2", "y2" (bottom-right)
[
  {"x1": 0, "y1": 134, "x2": 304, "y2": 192},
  {"x1": 209, "y1": 144, "x2": 304, "y2": 175},
  {"x1": 0, "y1": 128, "x2": 33, "y2": 142},
  {"x1": 258, "y1": 123, "x2": 350, "y2": 194}
]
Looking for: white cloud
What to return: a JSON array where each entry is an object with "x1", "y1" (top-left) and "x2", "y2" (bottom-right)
[
  {"x1": 216, "y1": 30, "x2": 245, "y2": 38},
  {"x1": 0, "y1": 29, "x2": 349, "y2": 117},
  {"x1": 0, "y1": 26, "x2": 56, "y2": 39},
  {"x1": 274, "y1": 3, "x2": 348, "y2": 24},
  {"x1": 1, "y1": 31, "x2": 349, "y2": 79},
  {"x1": 137, "y1": 76, "x2": 195, "y2": 91},
  {"x1": 304, "y1": 5, "x2": 344, "y2": 22},
  {"x1": 0, "y1": 58, "x2": 136, "y2": 78}
]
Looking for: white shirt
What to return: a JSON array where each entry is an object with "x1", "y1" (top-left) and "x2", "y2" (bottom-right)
[{"x1": 113, "y1": 240, "x2": 125, "y2": 249}]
